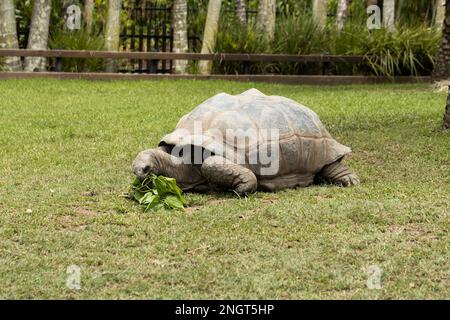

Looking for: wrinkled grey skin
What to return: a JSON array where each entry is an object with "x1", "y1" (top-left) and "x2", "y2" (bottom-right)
[
  {"x1": 133, "y1": 147, "x2": 207, "y2": 191},
  {"x1": 133, "y1": 89, "x2": 359, "y2": 193}
]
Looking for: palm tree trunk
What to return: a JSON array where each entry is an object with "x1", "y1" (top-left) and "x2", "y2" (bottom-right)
[
  {"x1": 383, "y1": 0, "x2": 395, "y2": 31},
  {"x1": 435, "y1": 0, "x2": 450, "y2": 129},
  {"x1": 84, "y1": 0, "x2": 94, "y2": 33},
  {"x1": 312, "y1": 0, "x2": 328, "y2": 29},
  {"x1": 236, "y1": 0, "x2": 247, "y2": 25},
  {"x1": 199, "y1": 0, "x2": 221, "y2": 75},
  {"x1": 435, "y1": 0, "x2": 446, "y2": 29},
  {"x1": 24, "y1": 0, "x2": 52, "y2": 72},
  {"x1": 336, "y1": 0, "x2": 348, "y2": 31},
  {"x1": 256, "y1": 0, "x2": 276, "y2": 41},
  {"x1": 172, "y1": 0, "x2": 188, "y2": 74},
  {"x1": 444, "y1": 86, "x2": 450, "y2": 129},
  {"x1": 0, "y1": 0, "x2": 22, "y2": 71},
  {"x1": 105, "y1": 0, "x2": 122, "y2": 72},
  {"x1": 433, "y1": 0, "x2": 450, "y2": 79}
]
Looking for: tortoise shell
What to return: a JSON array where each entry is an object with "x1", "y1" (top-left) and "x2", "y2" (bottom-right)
[{"x1": 160, "y1": 88, "x2": 351, "y2": 186}]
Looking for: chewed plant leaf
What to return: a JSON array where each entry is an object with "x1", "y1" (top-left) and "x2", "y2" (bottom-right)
[
  {"x1": 131, "y1": 189, "x2": 146, "y2": 203},
  {"x1": 140, "y1": 192, "x2": 158, "y2": 205},
  {"x1": 129, "y1": 174, "x2": 186, "y2": 212},
  {"x1": 163, "y1": 195, "x2": 186, "y2": 210}
]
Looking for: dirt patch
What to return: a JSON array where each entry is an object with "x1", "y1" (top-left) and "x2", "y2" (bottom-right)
[
  {"x1": 81, "y1": 190, "x2": 96, "y2": 197},
  {"x1": 313, "y1": 194, "x2": 334, "y2": 201},
  {"x1": 387, "y1": 224, "x2": 439, "y2": 240},
  {"x1": 185, "y1": 206, "x2": 202, "y2": 214},
  {"x1": 208, "y1": 199, "x2": 229, "y2": 205},
  {"x1": 73, "y1": 207, "x2": 98, "y2": 217},
  {"x1": 58, "y1": 215, "x2": 87, "y2": 230},
  {"x1": 260, "y1": 198, "x2": 276, "y2": 204},
  {"x1": 186, "y1": 198, "x2": 230, "y2": 213}
]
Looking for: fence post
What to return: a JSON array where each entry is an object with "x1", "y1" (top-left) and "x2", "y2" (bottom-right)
[
  {"x1": 169, "y1": 27, "x2": 174, "y2": 74},
  {"x1": 322, "y1": 61, "x2": 330, "y2": 75},
  {"x1": 55, "y1": 48, "x2": 63, "y2": 72},
  {"x1": 148, "y1": 49, "x2": 158, "y2": 73},
  {"x1": 55, "y1": 57, "x2": 63, "y2": 72},
  {"x1": 146, "y1": 23, "x2": 151, "y2": 73},
  {"x1": 138, "y1": 24, "x2": 144, "y2": 72},
  {"x1": 243, "y1": 61, "x2": 251, "y2": 74},
  {"x1": 444, "y1": 85, "x2": 450, "y2": 130},
  {"x1": 162, "y1": 24, "x2": 167, "y2": 73}
]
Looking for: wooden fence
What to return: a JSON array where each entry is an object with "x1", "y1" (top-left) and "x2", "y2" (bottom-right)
[{"x1": 0, "y1": 49, "x2": 431, "y2": 85}]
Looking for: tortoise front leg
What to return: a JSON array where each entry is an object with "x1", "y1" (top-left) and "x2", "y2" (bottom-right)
[
  {"x1": 201, "y1": 156, "x2": 257, "y2": 194},
  {"x1": 319, "y1": 160, "x2": 360, "y2": 187}
]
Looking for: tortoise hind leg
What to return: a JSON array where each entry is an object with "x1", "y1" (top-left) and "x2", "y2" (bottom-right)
[
  {"x1": 319, "y1": 160, "x2": 360, "y2": 187},
  {"x1": 201, "y1": 156, "x2": 257, "y2": 194}
]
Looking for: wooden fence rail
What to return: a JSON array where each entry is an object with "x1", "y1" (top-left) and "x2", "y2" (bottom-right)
[
  {"x1": 0, "y1": 49, "x2": 365, "y2": 63},
  {"x1": 0, "y1": 49, "x2": 431, "y2": 85}
]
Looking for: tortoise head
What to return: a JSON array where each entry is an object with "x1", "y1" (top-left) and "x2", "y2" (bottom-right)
[
  {"x1": 132, "y1": 149, "x2": 161, "y2": 181},
  {"x1": 132, "y1": 147, "x2": 205, "y2": 190}
]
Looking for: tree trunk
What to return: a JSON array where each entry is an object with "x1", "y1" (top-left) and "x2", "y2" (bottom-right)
[
  {"x1": 444, "y1": 86, "x2": 450, "y2": 129},
  {"x1": 256, "y1": 0, "x2": 276, "y2": 41},
  {"x1": 435, "y1": 0, "x2": 446, "y2": 29},
  {"x1": 312, "y1": 0, "x2": 327, "y2": 29},
  {"x1": 336, "y1": 0, "x2": 348, "y2": 31},
  {"x1": 0, "y1": 0, "x2": 22, "y2": 71},
  {"x1": 105, "y1": 0, "x2": 122, "y2": 72},
  {"x1": 84, "y1": 0, "x2": 94, "y2": 33},
  {"x1": 236, "y1": 0, "x2": 247, "y2": 25},
  {"x1": 383, "y1": 0, "x2": 395, "y2": 31},
  {"x1": 172, "y1": 0, "x2": 188, "y2": 74},
  {"x1": 199, "y1": 0, "x2": 221, "y2": 75},
  {"x1": 24, "y1": 0, "x2": 52, "y2": 72},
  {"x1": 433, "y1": 0, "x2": 450, "y2": 79},
  {"x1": 435, "y1": 1, "x2": 450, "y2": 129}
]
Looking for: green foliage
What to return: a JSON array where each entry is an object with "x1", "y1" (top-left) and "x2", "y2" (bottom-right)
[
  {"x1": 129, "y1": 175, "x2": 186, "y2": 212},
  {"x1": 49, "y1": 29, "x2": 105, "y2": 72},
  {"x1": 271, "y1": 14, "x2": 325, "y2": 74},
  {"x1": 326, "y1": 23, "x2": 440, "y2": 76},
  {"x1": 187, "y1": 0, "x2": 208, "y2": 52},
  {"x1": 361, "y1": 26, "x2": 440, "y2": 77},
  {"x1": 277, "y1": 0, "x2": 312, "y2": 16},
  {"x1": 396, "y1": 0, "x2": 434, "y2": 27},
  {"x1": 216, "y1": 22, "x2": 268, "y2": 54},
  {"x1": 344, "y1": 0, "x2": 370, "y2": 26},
  {"x1": 14, "y1": 0, "x2": 33, "y2": 48},
  {"x1": 213, "y1": 17, "x2": 270, "y2": 74},
  {"x1": 214, "y1": 12, "x2": 441, "y2": 77},
  {"x1": 274, "y1": 14, "x2": 323, "y2": 54}
]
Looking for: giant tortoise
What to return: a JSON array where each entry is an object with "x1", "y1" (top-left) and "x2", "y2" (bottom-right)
[{"x1": 133, "y1": 88, "x2": 359, "y2": 193}]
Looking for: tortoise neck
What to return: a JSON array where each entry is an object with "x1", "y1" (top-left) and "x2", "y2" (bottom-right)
[{"x1": 154, "y1": 150, "x2": 204, "y2": 190}]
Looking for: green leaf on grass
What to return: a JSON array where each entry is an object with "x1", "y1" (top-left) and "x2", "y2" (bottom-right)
[
  {"x1": 129, "y1": 174, "x2": 186, "y2": 212},
  {"x1": 163, "y1": 195, "x2": 186, "y2": 210}
]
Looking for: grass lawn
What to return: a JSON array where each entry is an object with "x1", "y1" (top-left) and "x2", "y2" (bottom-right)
[{"x1": 0, "y1": 79, "x2": 448, "y2": 299}]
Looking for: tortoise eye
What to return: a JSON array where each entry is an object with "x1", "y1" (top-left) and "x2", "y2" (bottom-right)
[{"x1": 143, "y1": 166, "x2": 150, "y2": 173}]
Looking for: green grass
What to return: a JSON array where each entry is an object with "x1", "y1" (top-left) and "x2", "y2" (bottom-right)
[{"x1": 0, "y1": 79, "x2": 448, "y2": 299}]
